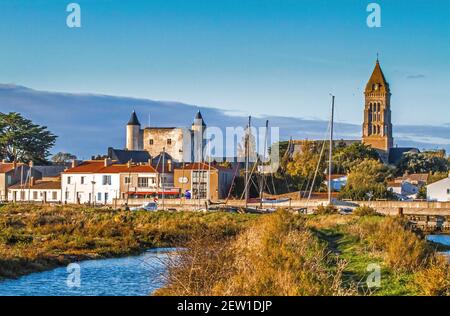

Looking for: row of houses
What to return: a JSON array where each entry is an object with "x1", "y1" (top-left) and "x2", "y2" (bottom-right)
[
  {"x1": 325, "y1": 172, "x2": 450, "y2": 202},
  {"x1": 0, "y1": 157, "x2": 235, "y2": 205},
  {"x1": 2, "y1": 158, "x2": 450, "y2": 204}
]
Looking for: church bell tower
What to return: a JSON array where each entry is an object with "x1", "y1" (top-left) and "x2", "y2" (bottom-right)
[{"x1": 362, "y1": 58, "x2": 393, "y2": 161}]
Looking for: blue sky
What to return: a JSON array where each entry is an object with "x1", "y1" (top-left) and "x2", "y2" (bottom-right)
[{"x1": 1, "y1": 0, "x2": 449, "y2": 126}]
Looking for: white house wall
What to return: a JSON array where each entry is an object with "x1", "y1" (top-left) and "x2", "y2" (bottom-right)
[
  {"x1": 62, "y1": 173, "x2": 121, "y2": 205},
  {"x1": 427, "y1": 177, "x2": 450, "y2": 202}
]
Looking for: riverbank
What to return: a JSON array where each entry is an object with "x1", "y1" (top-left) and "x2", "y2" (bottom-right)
[
  {"x1": 156, "y1": 210, "x2": 450, "y2": 296},
  {"x1": 0, "y1": 204, "x2": 256, "y2": 280}
]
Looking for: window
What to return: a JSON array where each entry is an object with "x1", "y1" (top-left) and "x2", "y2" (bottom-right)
[
  {"x1": 149, "y1": 139, "x2": 154, "y2": 145},
  {"x1": 192, "y1": 171, "x2": 208, "y2": 183},
  {"x1": 138, "y1": 177, "x2": 149, "y2": 188},
  {"x1": 167, "y1": 138, "x2": 172, "y2": 145},
  {"x1": 97, "y1": 192, "x2": 102, "y2": 201},
  {"x1": 33, "y1": 191, "x2": 38, "y2": 200},
  {"x1": 104, "y1": 193, "x2": 109, "y2": 202},
  {"x1": 65, "y1": 191, "x2": 69, "y2": 200},
  {"x1": 102, "y1": 175, "x2": 111, "y2": 185},
  {"x1": 193, "y1": 183, "x2": 207, "y2": 199},
  {"x1": 124, "y1": 177, "x2": 131, "y2": 184},
  {"x1": 447, "y1": 189, "x2": 450, "y2": 195},
  {"x1": 20, "y1": 191, "x2": 25, "y2": 200},
  {"x1": 67, "y1": 176, "x2": 71, "y2": 184},
  {"x1": 52, "y1": 191, "x2": 57, "y2": 200},
  {"x1": 81, "y1": 176, "x2": 85, "y2": 185}
]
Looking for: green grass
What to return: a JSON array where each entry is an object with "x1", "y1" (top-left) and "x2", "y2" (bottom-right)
[{"x1": 310, "y1": 217, "x2": 422, "y2": 295}]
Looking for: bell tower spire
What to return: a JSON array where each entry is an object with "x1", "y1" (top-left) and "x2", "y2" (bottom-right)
[{"x1": 362, "y1": 58, "x2": 393, "y2": 162}]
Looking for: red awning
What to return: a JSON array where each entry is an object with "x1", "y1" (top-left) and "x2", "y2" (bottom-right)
[{"x1": 127, "y1": 191, "x2": 180, "y2": 196}]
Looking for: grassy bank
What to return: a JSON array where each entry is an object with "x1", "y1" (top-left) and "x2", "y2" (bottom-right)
[
  {"x1": 0, "y1": 204, "x2": 256, "y2": 280},
  {"x1": 157, "y1": 210, "x2": 450, "y2": 296}
]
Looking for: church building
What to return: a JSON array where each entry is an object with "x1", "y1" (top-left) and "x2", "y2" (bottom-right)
[{"x1": 362, "y1": 59, "x2": 418, "y2": 164}]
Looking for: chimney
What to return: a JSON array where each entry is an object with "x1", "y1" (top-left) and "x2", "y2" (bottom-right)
[
  {"x1": 1, "y1": 159, "x2": 5, "y2": 164},
  {"x1": 71, "y1": 159, "x2": 78, "y2": 168},
  {"x1": 104, "y1": 158, "x2": 112, "y2": 167},
  {"x1": 30, "y1": 177, "x2": 36, "y2": 186},
  {"x1": 127, "y1": 160, "x2": 132, "y2": 168},
  {"x1": 168, "y1": 159, "x2": 172, "y2": 172},
  {"x1": 13, "y1": 160, "x2": 17, "y2": 169},
  {"x1": 29, "y1": 161, "x2": 34, "y2": 168}
]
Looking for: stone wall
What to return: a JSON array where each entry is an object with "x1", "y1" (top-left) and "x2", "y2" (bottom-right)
[{"x1": 143, "y1": 128, "x2": 185, "y2": 161}]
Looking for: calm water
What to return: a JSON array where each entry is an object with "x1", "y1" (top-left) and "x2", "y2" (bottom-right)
[
  {"x1": 427, "y1": 235, "x2": 450, "y2": 255},
  {"x1": 0, "y1": 248, "x2": 174, "y2": 296}
]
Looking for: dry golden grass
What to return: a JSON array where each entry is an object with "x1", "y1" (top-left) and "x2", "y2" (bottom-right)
[
  {"x1": 346, "y1": 216, "x2": 431, "y2": 273},
  {"x1": 414, "y1": 255, "x2": 450, "y2": 296},
  {"x1": 157, "y1": 210, "x2": 355, "y2": 296},
  {"x1": 353, "y1": 205, "x2": 378, "y2": 216}
]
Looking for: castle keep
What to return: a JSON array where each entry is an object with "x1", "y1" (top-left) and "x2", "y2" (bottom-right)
[{"x1": 125, "y1": 110, "x2": 206, "y2": 163}]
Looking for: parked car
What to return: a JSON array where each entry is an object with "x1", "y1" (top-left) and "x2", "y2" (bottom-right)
[{"x1": 130, "y1": 202, "x2": 158, "y2": 211}]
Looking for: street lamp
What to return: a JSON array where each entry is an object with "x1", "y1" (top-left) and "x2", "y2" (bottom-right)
[{"x1": 91, "y1": 180, "x2": 96, "y2": 207}]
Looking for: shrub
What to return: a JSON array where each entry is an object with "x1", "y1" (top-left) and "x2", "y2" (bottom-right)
[
  {"x1": 347, "y1": 217, "x2": 430, "y2": 273},
  {"x1": 353, "y1": 205, "x2": 378, "y2": 216},
  {"x1": 157, "y1": 210, "x2": 354, "y2": 296},
  {"x1": 415, "y1": 256, "x2": 450, "y2": 296},
  {"x1": 315, "y1": 204, "x2": 338, "y2": 215}
]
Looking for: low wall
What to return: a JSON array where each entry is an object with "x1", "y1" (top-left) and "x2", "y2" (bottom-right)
[{"x1": 113, "y1": 198, "x2": 450, "y2": 215}]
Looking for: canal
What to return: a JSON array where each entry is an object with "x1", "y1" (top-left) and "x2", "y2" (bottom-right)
[
  {"x1": 0, "y1": 248, "x2": 174, "y2": 296},
  {"x1": 1, "y1": 235, "x2": 449, "y2": 296},
  {"x1": 427, "y1": 234, "x2": 450, "y2": 255}
]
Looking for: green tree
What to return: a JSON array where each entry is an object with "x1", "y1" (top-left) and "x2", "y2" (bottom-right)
[
  {"x1": 396, "y1": 151, "x2": 449, "y2": 175},
  {"x1": 339, "y1": 159, "x2": 394, "y2": 200},
  {"x1": 416, "y1": 186, "x2": 427, "y2": 200},
  {"x1": 286, "y1": 140, "x2": 327, "y2": 192},
  {"x1": 51, "y1": 152, "x2": 77, "y2": 165},
  {"x1": 0, "y1": 112, "x2": 57, "y2": 164},
  {"x1": 333, "y1": 142, "x2": 380, "y2": 174}
]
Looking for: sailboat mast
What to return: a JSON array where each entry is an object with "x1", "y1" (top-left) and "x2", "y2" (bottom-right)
[
  {"x1": 259, "y1": 120, "x2": 269, "y2": 208},
  {"x1": 328, "y1": 95, "x2": 335, "y2": 204},
  {"x1": 244, "y1": 116, "x2": 251, "y2": 209},
  {"x1": 162, "y1": 147, "x2": 165, "y2": 211}
]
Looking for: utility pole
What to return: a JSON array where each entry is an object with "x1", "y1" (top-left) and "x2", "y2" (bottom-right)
[{"x1": 328, "y1": 95, "x2": 335, "y2": 205}]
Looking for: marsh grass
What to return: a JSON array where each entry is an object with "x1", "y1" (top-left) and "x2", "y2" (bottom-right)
[
  {"x1": 0, "y1": 204, "x2": 255, "y2": 279},
  {"x1": 157, "y1": 210, "x2": 356, "y2": 296},
  {"x1": 353, "y1": 205, "x2": 378, "y2": 216}
]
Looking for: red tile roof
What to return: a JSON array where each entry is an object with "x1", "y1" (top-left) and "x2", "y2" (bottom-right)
[
  {"x1": 64, "y1": 161, "x2": 157, "y2": 174},
  {"x1": 325, "y1": 174, "x2": 347, "y2": 181},
  {"x1": 63, "y1": 161, "x2": 105, "y2": 173},
  {"x1": 100, "y1": 164, "x2": 157, "y2": 173},
  {"x1": 401, "y1": 173, "x2": 429, "y2": 183},
  {"x1": 9, "y1": 180, "x2": 61, "y2": 190},
  {"x1": 0, "y1": 162, "x2": 25, "y2": 173}
]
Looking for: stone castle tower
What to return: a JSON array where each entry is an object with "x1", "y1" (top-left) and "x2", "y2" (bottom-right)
[
  {"x1": 126, "y1": 111, "x2": 143, "y2": 151},
  {"x1": 362, "y1": 59, "x2": 393, "y2": 161}
]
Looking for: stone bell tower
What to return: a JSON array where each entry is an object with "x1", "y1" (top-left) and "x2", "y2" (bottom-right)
[{"x1": 362, "y1": 58, "x2": 393, "y2": 162}]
